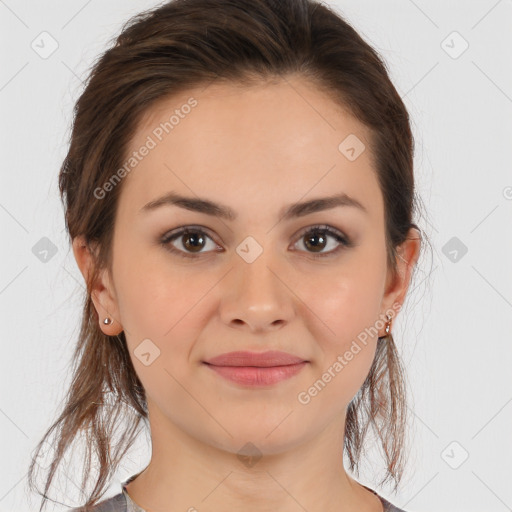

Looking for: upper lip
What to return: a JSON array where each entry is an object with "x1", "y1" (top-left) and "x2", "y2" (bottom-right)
[{"x1": 204, "y1": 350, "x2": 307, "y2": 367}]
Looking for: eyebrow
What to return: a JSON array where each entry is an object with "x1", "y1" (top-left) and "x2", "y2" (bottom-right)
[{"x1": 140, "y1": 191, "x2": 367, "y2": 221}]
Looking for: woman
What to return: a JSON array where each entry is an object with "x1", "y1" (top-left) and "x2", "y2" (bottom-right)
[{"x1": 28, "y1": 0, "x2": 427, "y2": 510}]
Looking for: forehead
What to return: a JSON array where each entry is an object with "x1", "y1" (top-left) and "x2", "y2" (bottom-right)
[
  {"x1": 117, "y1": 76, "x2": 383, "y2": 224},
  {"x1": 137, "y1": 76, "x2": 368, "y2": 140}
]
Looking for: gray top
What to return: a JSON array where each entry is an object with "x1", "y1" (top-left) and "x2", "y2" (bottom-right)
[{"x1": 70, "y1": 476, "x2": 407, "y2": 511}]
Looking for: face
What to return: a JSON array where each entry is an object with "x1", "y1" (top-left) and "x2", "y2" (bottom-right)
[{"x1": 74, "y1": 76, "x2": 419, "y2": 457}]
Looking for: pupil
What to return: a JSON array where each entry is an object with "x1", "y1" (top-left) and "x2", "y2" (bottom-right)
[
  {"x1": 183, "y1": 232, "x2": 205, "y2": 252},
  {"x1": 305, "y1": 231, "x2": 326, "y2": 252}
]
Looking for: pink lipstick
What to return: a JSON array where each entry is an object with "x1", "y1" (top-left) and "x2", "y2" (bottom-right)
[{"x1": 203, "y1": 350, "x2": 308, "y2": 386}]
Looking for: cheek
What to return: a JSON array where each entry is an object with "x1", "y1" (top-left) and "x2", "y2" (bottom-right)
[
  {"x1": 315, "y1": 264, "x2": 384, "y2": 346},
  {"x1": 114, "y1": 241, "x2": 202, "y2": 337},
  {"x1": 114, "y1": 261, "x2": 204, "y2": 405},
  {"x1": 113, "y1": 248, "x2": 221, "y2": 381},
  {"x1": 302, "y1": 263, "x2": 384, "y2": 402}
]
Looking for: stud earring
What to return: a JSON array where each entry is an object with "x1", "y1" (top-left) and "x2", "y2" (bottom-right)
[
  {"x1": 384, "y1": 313, "x2": 392, "y2": 335},
  {"x1": 103, "y1": 317, "x2": 113, "y2": 325}
]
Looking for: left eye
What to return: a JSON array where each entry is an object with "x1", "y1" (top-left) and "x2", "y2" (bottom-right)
[
  {"x1": 160, "y1": 224, "x2": 352, "y2": 259},
  {"x1": 292, "y1": 225, "x2": 351, "y2": 257}
]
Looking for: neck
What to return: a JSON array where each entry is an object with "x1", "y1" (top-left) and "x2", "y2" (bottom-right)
[{"x1": 123, "y1": 402, "x2": 383, "y2": 512}]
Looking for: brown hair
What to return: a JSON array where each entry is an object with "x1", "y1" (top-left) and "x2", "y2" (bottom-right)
[{"x1": 27, "y1": 0, "x2": 430, "y2": 509}]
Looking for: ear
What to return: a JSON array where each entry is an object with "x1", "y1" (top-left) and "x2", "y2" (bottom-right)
[
  {"x1": 378, "y1": 227, "x2": 422, "y2": 336},
  {"x1": 72, "y1": 235, "x2": 123, "y2": 336}
]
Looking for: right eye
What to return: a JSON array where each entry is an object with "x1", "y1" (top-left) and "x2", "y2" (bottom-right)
[{"x1": 160, "y1": 226, "x2": 221, "y2": 259}]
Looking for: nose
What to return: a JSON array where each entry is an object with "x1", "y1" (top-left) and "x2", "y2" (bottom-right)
[{"x1": 219, "y1": 251, "x2": 296, "y2": 334}]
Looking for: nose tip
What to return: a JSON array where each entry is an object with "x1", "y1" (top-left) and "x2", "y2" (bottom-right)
[{"x1": 219, "y1": 261, "x2": 295, "y2": 334}]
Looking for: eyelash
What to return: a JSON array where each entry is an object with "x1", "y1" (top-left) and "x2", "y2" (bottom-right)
[{"x1": 159, "y1": 224, "x2": 354, "y2": 260}]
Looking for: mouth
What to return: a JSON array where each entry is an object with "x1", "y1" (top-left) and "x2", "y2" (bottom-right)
[{"x1": 202, "y1": 362, "x2": 308, "y2": 386}]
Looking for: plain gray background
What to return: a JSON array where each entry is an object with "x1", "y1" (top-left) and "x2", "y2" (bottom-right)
[{"x1": 1, "y1": 1, "x2": 511, "y2": 511}]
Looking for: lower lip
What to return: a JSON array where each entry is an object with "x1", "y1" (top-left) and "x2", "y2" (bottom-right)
[{"x1": 204, "y1": 362, "x2": 308, "y2": 386}]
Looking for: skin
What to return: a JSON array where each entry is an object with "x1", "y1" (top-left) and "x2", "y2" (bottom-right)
[{"x1": 73, "y1": 75, "x2": 420, "y2": 512}]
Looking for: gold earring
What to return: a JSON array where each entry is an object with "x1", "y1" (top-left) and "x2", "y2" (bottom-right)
[{"x1": 384, "y1": 314, "x2": 392, "y2": 335}]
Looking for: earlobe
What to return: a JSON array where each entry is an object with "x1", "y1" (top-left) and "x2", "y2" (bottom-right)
[
  {"x1": 72, "y1": 236, "x2": 124, "y2": 335},
  {"x1": 91, "y1": 288, "x2": 123, "y2": 335}
]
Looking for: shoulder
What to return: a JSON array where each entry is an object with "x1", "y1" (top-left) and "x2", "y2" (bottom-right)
[
  {"x1": 385, "y1": 504, "x2": 408, "y2": 512},
  {"x1": 361, "y1": 484, "x2": 407, "y2": 512},
  {"x1": 379, "y1": 495, "x2": 408, "y2": 512},
  {"x1": 66, "y1": 492, "x2": 127, "y2": 512}
]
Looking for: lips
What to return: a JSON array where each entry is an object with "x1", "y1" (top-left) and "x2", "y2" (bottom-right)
[
  {"x1": 204, "y1": 350, "x2": 307, "y2": 367},
  {"x1": 203, "y1": 350, "x2": 308, "y2": 387}
]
